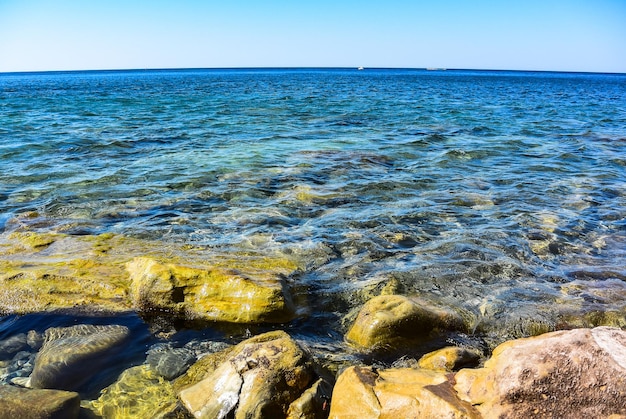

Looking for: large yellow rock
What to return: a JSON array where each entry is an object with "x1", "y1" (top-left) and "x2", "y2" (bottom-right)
[
  {"x1": 328, "y1": 366, "x2": 479, "y2": 419},
  {"x1": 0, "y1": 230, "x2": 303, "y2": 323},
  {"x1": 345, "y1": 295, "x2": 465, "y2": 353},
  {"x1": 454, "y1": 327, "x2": 626, "y2": 418},
  {"x1": 178, "y1": 331, "x2": 315, "y2": 419},
  {"x1": 127, "y1": 257, "x2": 297, "y2": 323},
  {"x1": 0, "y1": 232, "x2": 131, "y2": 314}
]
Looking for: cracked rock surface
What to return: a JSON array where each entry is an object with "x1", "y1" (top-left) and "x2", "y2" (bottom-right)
[{"x1": 178, "y1": 330, "x2": 316, "y2": 419}]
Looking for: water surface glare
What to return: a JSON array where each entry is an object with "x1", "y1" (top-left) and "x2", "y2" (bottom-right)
[{"x1": 1, "y1": 68, "x2": 626, "y2": 344}]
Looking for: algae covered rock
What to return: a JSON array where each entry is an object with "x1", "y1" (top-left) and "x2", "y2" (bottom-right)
[
  {"x1": 0, "y1": 232, "x2": 132, "y2": 315},
  {"x1": 29, "y1": 324, "x2": 130, "y2": 392},
  {"x1": 454, "y1": 327, "x2": 626, "y2": 418},
  {"x1": 0, "y1": 385, "x2": 80, "y2": 419},
  {"x1": 178, "y1": 330, "x2": 316, "y2": 419},
  {"x1": 328, "y1": 365, "x2": 479, "y2": 419},
  {"x1": 345, "y1": 294, "x2": 466, "y2": 354},
  {"x1": 417, "y1": 346, "x2": 482, "y2": 372},
  {"x1": 127, "y1": 257, "x2": 297, "y2": 323},
  {"x1": 88, "y1": 365, "x2": 184, "y2": 419}
]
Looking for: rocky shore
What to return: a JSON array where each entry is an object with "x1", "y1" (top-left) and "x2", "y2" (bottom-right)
[{"x1": 0, "y1": 229, "x2": 625, "y2": 418}]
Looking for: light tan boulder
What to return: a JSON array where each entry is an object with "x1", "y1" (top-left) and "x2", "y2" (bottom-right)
[
  {"x1": 454, "y1": 327, "x2": 626, "y2": 418},
  {"x1": 328, "y1": 365, "x2": 479, "y2": 419},
  {"x1": 127, "y1": 257, "x2": 297, "y2": 323},
  {"x1": 178, "y1": 330, "x2": 315, "y2": 419},
  {"x1": 345, "y1": 294, "x2": 465, "y2": 353}
]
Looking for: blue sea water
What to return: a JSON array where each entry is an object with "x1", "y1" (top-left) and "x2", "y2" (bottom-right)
[{"x1": 1, "y1": 68, "x2": 626, "y2": 362}]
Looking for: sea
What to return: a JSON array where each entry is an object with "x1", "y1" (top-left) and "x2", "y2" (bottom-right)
[{"x1": 1, "y1": 68, "x2": 625, "y2": 392}]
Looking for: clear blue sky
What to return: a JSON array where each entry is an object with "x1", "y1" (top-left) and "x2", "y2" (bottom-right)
[{"x1": 1, "y1": 0, "x2": 625, "y2": 73}]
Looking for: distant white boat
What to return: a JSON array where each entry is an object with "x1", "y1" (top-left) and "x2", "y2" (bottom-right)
[{"x1": 357, "y1": 66, "x2": 364, "y2": 70}]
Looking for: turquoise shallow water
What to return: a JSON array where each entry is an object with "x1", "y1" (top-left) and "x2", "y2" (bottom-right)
[{"x1": 1, "y1": 68, "x2": 626, "y2": 365}]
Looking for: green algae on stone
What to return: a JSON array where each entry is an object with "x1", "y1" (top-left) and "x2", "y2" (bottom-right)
[
  {"x1": 88, "y1": 365, "x2": 184, "y2": 419},
  {"x1": 7, "y1": 231, "x2": 59, "y2": 250},
  {"x1": 0, "y1": 230, "x2": 305, "y2": 322},
  {"x1": 127, "y1": 257, "x2": 299, "y2": 323},
  {"x1": 345, "y1": 294, "x2": 467, "y2": 354}
]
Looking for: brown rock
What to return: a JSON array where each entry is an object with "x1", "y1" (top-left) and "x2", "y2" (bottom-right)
[
  {"x1": 328, "y1": 366, "x2": 479, "y2": 419},
  {"x1": 178, "y1": 330, "x2": 315, "y2": 419},
  {"x1": 454, "y1": 327, "x2": 626, "y2": 418},
  {"x1": 0, "y1": 385, "x2": 80, "y2": 419},
  {"x1": 345, "y1": 294, "x2": 465, "y2": 353}
]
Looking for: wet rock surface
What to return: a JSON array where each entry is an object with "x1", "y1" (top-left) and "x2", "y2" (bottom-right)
[
  {"x1": 127, "y1": 257, "x2": 298, "y2": 323},
  {"x1": 29, "y1": 325, "x2": 130, "y2": 392},
  {"x1": 344, "y1": 294, "x2": 467, "y2": 354},
  {"x1": 0, "y1": 385, "x2": 80, "y2": 419},
  {"x1": 89, "y1": 365, "x2": 185, "y2": 419}
]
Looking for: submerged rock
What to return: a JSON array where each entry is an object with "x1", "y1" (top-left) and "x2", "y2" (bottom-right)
[
  {"x1": 455, "y1": 326, "x2": 626, "y2": 418},
  {"x1": 328, "y1": 366, "x2": 479, "y2": 419},
  {"x1": 88, "y1": 365, "x2": 184, "y2": 419},
  {"x1": 0, "y1": 385, "x2": 80, "y2": 419},
  {"x1": 345, "y1": 294, "x2": 466, "y2": 354},
  {"x1": 146, "y1": 346, "x2": 196, "y2": 380},
  {"x1": 127, "y1": 257, "x2": 298, "y2": 323},
  {"x1": 0, "y1": 231, "x2": 304, "y2": 323},
  {"x1": 0, "y1": 334, "x2": 29, "y2": 361},
  {"x1": 29, "y1": 324, "x2": 130, "y2": 392},
  {"x1": 178, "y1": 330, "x2": 316, "y2": 419}
]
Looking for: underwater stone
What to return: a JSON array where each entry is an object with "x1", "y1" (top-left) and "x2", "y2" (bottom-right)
[
  {"x1": 29, "y1": 324, "x2": 130, "y2": 392},
  {"x1": 0, "y1": 385, "x2": 80, "y2": 419},
  {"x1": 345, "y1": 294, "x2": 466, "y2": 354},
  {"x1": 178, "y1": 330, "x2": 315, "y2": 419},
  {"x1": 127, "y1": 257, "x2": 297, "y2": 323},
  {"x1": 146, "y1": 346, "x2": 196, "y2": 380},
  {"x1": 88, "y1": 364, "x2": 183, "y2": 419},
  {"x1": 0, "y1": 334, "x2": 28, "y2": 361}
]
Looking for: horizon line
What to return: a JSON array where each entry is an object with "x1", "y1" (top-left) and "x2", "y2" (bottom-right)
[{"x1": 1, "y1": 66, "x2": 625, "y2": 76}]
